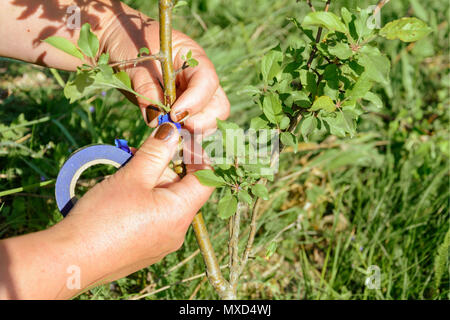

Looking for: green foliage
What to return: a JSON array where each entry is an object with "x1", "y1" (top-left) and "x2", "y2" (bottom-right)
[
  {"x1": 302, "y1": 12, "x2": 348, "y2": 34},
  {"x1": 310, "y1": 96, "x2": 335, "y2": 112},
  {"x1": 380, "y1": 17, "x2": 432, "y2": 42},
  {"x1": 217, "y1": 189, "x2": 238, "y2": 219},
  {"x1": 78, "y1": 23, "x2": 100, "y2": 58},
  {"x1": 194, "y1": 169, "x2": 226, "y2": 187},
  {"x1": 181, "y1": 50, "x2": 199, "y2": 68},
  {"x1": 251, "y1": 183, "x2": 269, "y2": 200},
  {"x1": 44, "y1": 23, "x2": 172, "y2": 112},
  {"x1": 43, "y1": 37, "x2": 84, "y2": 60}
]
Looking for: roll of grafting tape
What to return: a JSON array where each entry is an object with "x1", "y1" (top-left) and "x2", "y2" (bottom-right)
[
  {"x1": 56, "y1": 115, "x2": 181, "y2": 217},
  {"x1": 55, "y1": 139, "x2": 133, "y2": 217}
]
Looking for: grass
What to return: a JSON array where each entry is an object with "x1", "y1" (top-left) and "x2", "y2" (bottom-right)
[{"x1": 0, "y1": 0, "x2": 449, "y2": 299}]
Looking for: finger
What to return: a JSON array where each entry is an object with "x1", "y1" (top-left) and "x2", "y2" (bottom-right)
[
  {"x1": 130, "y1": 64, "x2": 165, "y2": 127},
  {"x1": 163, "y1": 133, "x2": 213, "y2": 222},
  {"x1": 166, "y1": 173, "x2": 215, "y2": 223},
  {"x1": 169, "y1": 56, "x2": 219, "y2": 122},
  {"x1": 157, "y1": 167, "x2": 180, "y2": 187},
  {"x1": 122, "y1": 122, "x2": 180, "y2": 189},
  {"x1": 183, "y1": 86, "x2": 230, "y2": 134},
  {"x1": 130, "y1": 146, "x2": 179, "y2": 186}
]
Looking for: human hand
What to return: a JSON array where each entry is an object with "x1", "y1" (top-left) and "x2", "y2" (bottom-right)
[
  {"x1": 99, "y1": 6, "x2": 230, "y2": 134},
  {"x1": 51, "y1": 123, "x2": 213, "y2": 288}
]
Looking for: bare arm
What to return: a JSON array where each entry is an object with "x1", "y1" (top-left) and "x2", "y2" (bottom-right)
[
  {"x1": 0, "y1": 0, "x2": 118, "y2": 70},
  {"x1": 0, "y1": 124, "x2": 214, "y2": 299}
]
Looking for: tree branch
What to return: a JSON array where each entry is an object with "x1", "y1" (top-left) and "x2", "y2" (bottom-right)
[
  {"x1": 374, "y1": 0, "x2": 391, "y2": 16},
  {"x1": 108, "y1": 53, "x2": 162, "y2": 68},
  {"x1": 306, "y1": 0, "x2": 315, "y2": 12},
  {"x1": 192, "y1": 213, "x2": 236, "y2": 299},
  {"x1": 159, "y1": 0, "x2": 177, "y2": 107},
  {"x1": 306, "y1": 0, "x2": 331, "y2": 69},
  {"x1": 174, "y1": 61, "x2": 189, "y2": 76},
  {"x1": 158, "y1": 0, "x2": 230, "y2": 300},
  {"x1": 228, "y1": 202, "x2": 242, "y2": 291}
]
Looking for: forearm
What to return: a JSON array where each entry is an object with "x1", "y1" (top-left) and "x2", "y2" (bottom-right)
[
  {"x1": 0, "y1": 226, "x2": 82, "y2": 299},
  {"x1": 0, "y1": 215, "x2": 145, "y2": 299},
  {"x1": 0, "y1": 0, "x2": 132, "y2": 71}
]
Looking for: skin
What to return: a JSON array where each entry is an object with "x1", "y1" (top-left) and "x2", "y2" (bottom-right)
[{"x1": 0, "y1": 0, "x2": 229, "y2": 299}]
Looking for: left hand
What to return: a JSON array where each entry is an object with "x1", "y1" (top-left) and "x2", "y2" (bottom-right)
[{"x1": 99, "y1": 6, "x2": 230, "y2": 134}]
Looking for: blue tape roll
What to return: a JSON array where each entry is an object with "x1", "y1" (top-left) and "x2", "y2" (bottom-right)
[{"x1": 55, "y1": 141, "x2": 133, "y2": 217}]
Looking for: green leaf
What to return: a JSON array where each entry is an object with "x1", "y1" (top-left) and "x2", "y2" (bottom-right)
[
  {"x1": 363, "y1": 92, "x2": 383, "y2": 109},
  {"x1": 302, "y1": 12, "x2": 347, "y2": 34},
  {"x1": 380, "y1": 17, "x2": 432, "y2": 42},
  {"x1": 323, "y1": 114, "x2": 346, "y2": 137},
  {"x1": 261, "y1": 49, "x2": 283, "y2": 83},
  {"x1": 328, "y1": 42, "x2": 353, "y2": 60},
  {"x1": 97, "y1": 65, "x2": 113, "y2": 82},
  {"x1": 98, "y1": 53, "x2": 109, "y2": 65},
  {"x1": 187, "y1": 58, "x2": 199, "y2": 67},
  {"x1": 139, "y1": 47, "x2": 150, "y2": 56},
  {"x1": 301, "y1": 115, "x2": 317, "y2": 141},
  {"x1": 340, "y1": 7, "x2": 353, "y2": 26},
  {"x1": 64, "y1": 70, "x2": 96, "y2": 103},
  {"x1": 279, "y1": 116, "x2": 290, "y2": 130},
  {"x1": 174, "y1": 0, "x2": 188, "y2": 10},
  {"x1": 43, "y1": 36, "x2": 84, "y2": 60},
  {"x1": 78, "y1": 23, "x2": 99, "y2": 58},
  {"x1": 285, "y1": 91, "x2": 310, "y2": 108},
  {"x1": 262, "y1": 93, "x2": 283, "y2": 124},
  {"x1": 114, "y1": 71, "x2": 131, "y2": 89},
  {"x1": 218, "y1": 191, "x2": 238, "y2": 219},
  {"x1": 217, "y1": 119, "x2": 240, "y2": 132},
  {"x1": 217, "y1": 119, "x2": 242, "y2": 157},
  {"x1": 238, "y1": 189, "x2": 253, "y2": 205},
  {"x1": 280, "y1": 132, "x2": 297, "y2": 149},
  {"x1": 323, "y1": 109, "x2": 356, "y2": 138},
  {"x1": 347, "y1": 72, "x2": 372, "y2": 100},
  {"x1": 310, "y1": 96, "x2": 336, "y2": 112},
  {"x1": 194, "y1": 169, "x2": 226, "y2": 187},
  {"x1": 250, "y1": 116, "x2": 269, "y2": 130},
  {"x1": 252, "y1": 183, "x2": 269, "y2": 200},
  {"x1": 358, "y1": 46, "x2": 391, "y2": 85}
]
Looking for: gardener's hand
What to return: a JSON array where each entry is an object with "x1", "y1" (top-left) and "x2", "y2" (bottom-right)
[
  {"x1": 60, "y1": 122, "x2": 213, "y2": 286},
  {"x1": 100, "y1": 6, "x2": 230, "y2": 134},
  {"x1": 0, "y1": 123, "x2": 213, "y2": 299},
  {"x1": 1, "y1": 1, "x2": 229, "y2": 134}
]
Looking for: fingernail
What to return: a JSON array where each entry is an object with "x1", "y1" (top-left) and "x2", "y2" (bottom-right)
[
  {"x1": 146, "y1": 105, "x2": 161, "y2": 126},
  {"x1": 174, "y1": 110, "x2": 190, "y2": 123},
  {"x1": 153, "y1": 122, "x2": 175, "y2": 141}
]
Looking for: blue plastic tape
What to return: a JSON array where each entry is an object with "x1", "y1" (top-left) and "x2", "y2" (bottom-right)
[
  {"x1": 55, "y1": 141, "x2": 133, "y2": 217},
  {"x1": 158, "y1": 114, "x2": 182, "y2": 131}
]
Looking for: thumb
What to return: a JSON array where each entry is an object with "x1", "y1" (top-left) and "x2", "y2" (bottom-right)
[{"x1": 123, "y1": 122, "x2": 180, "y2": 189}]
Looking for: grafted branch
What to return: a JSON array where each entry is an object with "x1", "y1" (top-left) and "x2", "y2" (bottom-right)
[
  {"x1": 192, "y1": 213, "x2": 235, "y2": 299},
  {"x1": 157, "y1": 0, "x2": 232, "y2": 300},
  {"x1": 159, "y1": 0, "x2": 176, "y2": 106}
]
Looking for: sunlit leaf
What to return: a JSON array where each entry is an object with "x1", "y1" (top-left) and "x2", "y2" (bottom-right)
[{"x1": 380, "y1": 17, "x2": 432, "y2": 42}]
